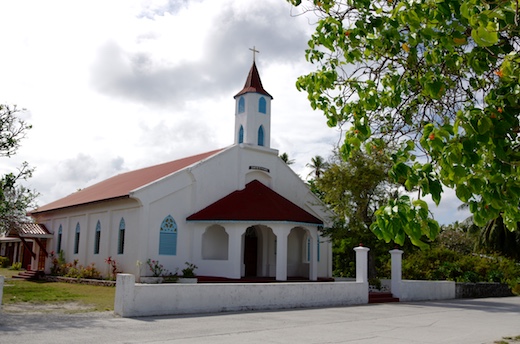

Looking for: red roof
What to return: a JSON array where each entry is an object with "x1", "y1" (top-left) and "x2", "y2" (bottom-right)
[
  {"x1": 187, "y1": 180, "x2": 323, "y2": 225},
  {"x1": 32, "y1": 149, "x2": 224, "y2": 214},
  {"x1": 234, "y1": 61, "x2": 273, "y2": 99}
]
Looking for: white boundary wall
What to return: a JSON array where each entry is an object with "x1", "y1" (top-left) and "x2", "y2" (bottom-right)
[
  {"x1": 390, "y1": 249, "x2": 456, "y2": 301},
  {"x1": 115, "y1": 274, "x2": 368, "y2": 317},
  {"x1": 399, "y1": 280, "x2": 456, "y2": 301}
]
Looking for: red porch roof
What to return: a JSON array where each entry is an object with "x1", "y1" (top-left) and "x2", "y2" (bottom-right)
[
  {"x1": 187, "y1": 180, "x2": 323, "y2": 225},
  {"x1": 31, "y1": 149, "x2": 224, "y2": 214}
]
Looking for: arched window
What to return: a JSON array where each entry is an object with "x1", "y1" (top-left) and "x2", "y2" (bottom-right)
[
  {"x1": 238, "y1": 125, "x2": 244, "y2": 144},
  {"x1": 57, "y1": 225, "x2": 63, "y2": 253},
  {"x1": 159, "y1": 215, "x2": 177, "y2": 255},
  {"x1": 94, "y1": 220, "x2": 101, "y2": 255},
  {"x1": 258, "y1": 97, "x2": 266, "y2": 114},
  {"x1": 317, "y1": 234, "x2": 320, "y2": 262},
  {"x1": 74, "y1": 223, "x2": 80, "y2": 254},
  {"x1": 118, "y1": 218, "x2": 125, "y2": 255},
  {"x1": 238, "y1": 97, "x2": 245, "y2": 113},
  {"x1": 258, "y1": 126, "x2": 264, "y2": 146},
  {"x1": 307, "y1": 236, "x2": 311, "y2": 261}
]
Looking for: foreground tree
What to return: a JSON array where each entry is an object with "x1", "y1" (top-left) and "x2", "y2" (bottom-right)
[
  {"x1": 288, "y1": 0, "x2": 520, "y2": 247},
  {"x1": 0, "y1": 105, "x2": 37, "y2": 233}
]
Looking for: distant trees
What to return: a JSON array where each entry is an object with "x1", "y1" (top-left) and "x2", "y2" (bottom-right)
[
  {"x1": 310, "y1": 149, "x2": 400, "y2": 276},
  {"x1": 0, "y1": 104, "x2": 38, "y2": 234},
  {"x1": 279, "y1": 152, "x2": 295, "y2": 165}
]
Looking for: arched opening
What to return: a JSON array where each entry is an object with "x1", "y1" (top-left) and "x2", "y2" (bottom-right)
[
  {"x1": 202, "y1": 225, "x2": 229, "y2": 260},
  {"x1": 287, "y1": 227, "x2": 309, "y2": 278}
]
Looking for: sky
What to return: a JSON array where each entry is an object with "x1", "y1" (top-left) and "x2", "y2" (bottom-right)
[{"x1": 0, "y1": 0, "x2": 469, "y2": 225}]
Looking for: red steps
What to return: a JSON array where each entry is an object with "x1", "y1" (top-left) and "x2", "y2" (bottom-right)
[
  {"x1": 369, "y1": 292, "x2": 399, "y2": 304},
  {"x1": 12, "y1": 270, "x2": 45, "y2": 281}
]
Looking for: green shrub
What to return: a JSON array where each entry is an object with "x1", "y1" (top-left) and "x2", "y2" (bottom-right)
[
  {"x1": 402, "y1": 247, "x2": 520, "y2": 288},
  {"x1": 9, "y1": 262, "x2": 22, "y2": 270},
  {"x1": 0, "y1": 256, "x2": 10, "y2": 268}
]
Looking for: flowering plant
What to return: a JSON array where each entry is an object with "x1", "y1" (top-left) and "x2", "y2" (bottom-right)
[{"x1": 147, "y1": 259, "x2": 168, "y2": 277}]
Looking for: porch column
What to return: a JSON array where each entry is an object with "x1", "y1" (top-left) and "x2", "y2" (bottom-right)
[
  {"x1": 390, "y1": 249, "x2": 403, "y2": 298},
  {"x1": 272, "y1": 226, "x2": 289, "y2": 281},
  {"x1": 227, "y1": 224, "x2": 245, "y2": 279},
  {"x1": 309, "y1": 229, "x2": 318, "y2": 281}
]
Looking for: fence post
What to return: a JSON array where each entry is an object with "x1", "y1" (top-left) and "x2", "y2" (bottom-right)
[
  {"x1": 390, "y1": 249, "x2": 403, "y2": 298},
  {"x1": 353, "y1": 245, "x2": 370, "y2": 283},
  {"x1": 114, "y1": 274, "x2": 135, "y2": 317}
]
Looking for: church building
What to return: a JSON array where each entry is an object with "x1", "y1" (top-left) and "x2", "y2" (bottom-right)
[{"x1": 27, "y1": 57, "x2": 333, "y2": 281}]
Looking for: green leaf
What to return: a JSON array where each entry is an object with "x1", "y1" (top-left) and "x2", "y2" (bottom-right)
[{"x1": 471, "y1": 22, "x2": 499, "y2": 47}]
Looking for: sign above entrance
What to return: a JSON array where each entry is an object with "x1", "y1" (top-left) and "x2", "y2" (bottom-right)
[{"x1": 249, "y1": 166, "x2": 270, "y2": 173}]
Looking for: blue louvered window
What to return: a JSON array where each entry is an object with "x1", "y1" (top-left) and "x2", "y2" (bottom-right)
[
  {"x1": 307, "y1": 237, "x2": 311, "y2": 261},
  {"x1": 258, "y1": 126, "x2": 264, "y2": 146},
  {"x1": 317, "y1": 234, "x2": 320, "y2": 262},
  {"x1": 118, "y1": 218, "x2": 125, "y2": 254},
  {"x1": 258, "y1": 97, "x2": 266, "y2": 114},
  {"x1": 74, "y1": 223, "x2": 80, "y2": 254},
  {"x1": 94, "y1": 220, "x2": 101, "y2": 254},
  {"x1": 159, "y1": 215, "x2": 177, "y2": 255},
  {"x1": 238, "y1": 125, "x2": 244, "y2": 144},
  {"x1": 57, "y1": 225, "x2": 63, "y2": 253},
  {"x1": 238, "y1": 97, "x2": 245, "y2": 113}
]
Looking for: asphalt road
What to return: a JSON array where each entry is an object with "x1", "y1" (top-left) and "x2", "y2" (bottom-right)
[{"x1": 1, "y1": 296, "x2": 519, "y2": 344}]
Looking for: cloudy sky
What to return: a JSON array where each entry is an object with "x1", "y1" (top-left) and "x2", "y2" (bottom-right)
[{"x1": 0, "y1": 0, "x2": 469, "y2": 225}]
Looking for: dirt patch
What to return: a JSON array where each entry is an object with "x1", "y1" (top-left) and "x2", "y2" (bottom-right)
[{"x1": 2, "y1": 301, "x2": 95, "y2": 314}]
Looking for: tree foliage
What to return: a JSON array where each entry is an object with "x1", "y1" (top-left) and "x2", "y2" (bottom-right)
[
  {"x1": 0, "y1": 105, "x2": 37, "y2": 233},
  {"x1": 288, "y1": 0, "x2": 520, "y2": 247},
  {"x1": 311, "y1": 150, "x2": 401, "y2": 277}
]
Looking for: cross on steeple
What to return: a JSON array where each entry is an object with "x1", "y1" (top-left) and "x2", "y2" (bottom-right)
[{"x1": 249, "y1": 46, "x2": 259, "y2": 62}]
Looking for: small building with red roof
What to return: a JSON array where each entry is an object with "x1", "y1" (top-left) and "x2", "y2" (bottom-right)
[{"x1": 27, "y1": 57, "x2": 333, "y2": 281}]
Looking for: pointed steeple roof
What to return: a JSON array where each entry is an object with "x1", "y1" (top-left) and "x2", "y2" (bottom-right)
[{"x1": 234, "y1": 61, "x2": 273, "y2": 99}]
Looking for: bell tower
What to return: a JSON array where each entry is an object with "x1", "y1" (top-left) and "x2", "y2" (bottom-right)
[{"x1": 234, "y1": 47, "x2": 273, "y2": 148}]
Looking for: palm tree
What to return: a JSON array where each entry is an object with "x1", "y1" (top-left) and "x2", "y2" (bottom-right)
[
  {"x1": 279, "y1": 152, "x2": 294, "y2": 165},
  {"x1": 306, "y1": 155, "x2": 329, "y2": 179}
]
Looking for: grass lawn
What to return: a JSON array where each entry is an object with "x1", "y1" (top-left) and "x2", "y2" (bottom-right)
[{"x1": 1, "y1": 268, "x2": 115, "y2": 312}]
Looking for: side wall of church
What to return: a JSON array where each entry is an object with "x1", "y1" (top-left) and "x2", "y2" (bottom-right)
[{"x1": 32, "y1": 198, "x2": 141, "y2": 277}]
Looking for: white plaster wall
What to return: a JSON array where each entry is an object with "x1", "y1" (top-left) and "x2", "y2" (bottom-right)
[
  {"x1": 399, "y1": 280, "x2": 456, "y2": 302},
  {"x1": 33, "y1": 199, "x2": 140, "y2": 277},
  {"x1": 115, "y1": 274, "x2": 367, "y2": 317}
]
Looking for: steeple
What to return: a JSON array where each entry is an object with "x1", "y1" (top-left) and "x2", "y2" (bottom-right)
[
  {"x1": 234, "y1": 49, "x2": 273, "y2": 148},
  {"x1": 234, "y1": 61, "x2": 273, "y2": 99}
]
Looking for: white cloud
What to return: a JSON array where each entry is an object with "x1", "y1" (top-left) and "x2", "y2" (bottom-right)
[{"x1": 0, "y1": 0, "x2": 469, "y2": 225}]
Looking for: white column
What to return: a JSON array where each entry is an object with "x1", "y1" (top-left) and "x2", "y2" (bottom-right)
[
  {"x1": 272, "y1": 227, "x2": 288, "y2": 281},
  {"x1": 390, "y1": 249, "x2": 403, "y2": 298},
  {"x1": 353, "y1": 245, "x2": 370, "y2": 283},
  {"x1": 226, "y1": 224, "x2": 245, "y2": 279}
]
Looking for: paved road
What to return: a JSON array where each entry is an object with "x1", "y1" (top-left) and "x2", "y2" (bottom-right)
[{"x1": 1, "y1": 296, "x2": 519, "y2": 343}]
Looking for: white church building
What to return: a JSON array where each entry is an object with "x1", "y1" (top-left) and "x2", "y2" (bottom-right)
[{"x1": 28, "y1": 59, "x2": 333, "y2": 281}]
